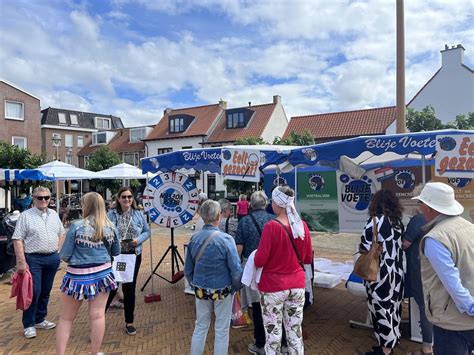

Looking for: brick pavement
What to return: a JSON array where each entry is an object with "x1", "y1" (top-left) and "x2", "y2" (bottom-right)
[{"x1": 0, "y1": 227, "x2": 421, "y2": 354}]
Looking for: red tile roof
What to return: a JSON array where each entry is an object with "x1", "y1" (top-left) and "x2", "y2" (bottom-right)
[
  {"x1": 144, "y1": 104, "x2": 223, "y2": 141},
  {"x1": 283, "y1": 106, "x2": 396, "y2": 142},
  {"x1": 206, "y1": 103, "x2": 276, "y2": 144},
  {"x1": 78, "y1": 127, "x2": 148, "y2": 156}
]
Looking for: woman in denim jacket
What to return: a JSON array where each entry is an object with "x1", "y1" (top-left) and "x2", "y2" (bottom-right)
[
  {"x1": 185, "y1": 200, "x2": 243, "y2": 355},
  {"x1": 57, "y1": 192, "x2": 120, "y2": 355},
  {"x1": 105, "y1": 187, "x2": 151, "y2": 336}
]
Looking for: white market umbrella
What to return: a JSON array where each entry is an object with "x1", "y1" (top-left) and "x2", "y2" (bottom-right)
[
  {"x1": 38, "y1": 160, "x2": 102, "y2": 180},
  {"x1": 97, "y1": 163, "x2": 148, "y2": 179}
]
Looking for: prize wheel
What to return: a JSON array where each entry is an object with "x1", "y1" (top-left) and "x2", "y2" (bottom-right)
[{"x1": 143, "y1": 172, "x2": 199, "y2": 228}]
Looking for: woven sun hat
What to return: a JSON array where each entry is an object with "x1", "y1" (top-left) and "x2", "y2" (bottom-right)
[{"x1": 412, "y1": 182, "x2": 464, "y2": 216}]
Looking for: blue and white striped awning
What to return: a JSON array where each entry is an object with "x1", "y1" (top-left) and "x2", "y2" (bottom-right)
[{"x1": 0, "y1": 169, "x2": 54, "y2": 184}]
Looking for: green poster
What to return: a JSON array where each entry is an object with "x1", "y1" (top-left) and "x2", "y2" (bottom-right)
[{"x1": 297, "y1": 171, "x2": 339, "y2": 232}]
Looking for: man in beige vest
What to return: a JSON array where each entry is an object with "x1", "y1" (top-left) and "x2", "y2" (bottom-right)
[{"x1": 412, "y1": 182, "x2": 474, "y2": 355}]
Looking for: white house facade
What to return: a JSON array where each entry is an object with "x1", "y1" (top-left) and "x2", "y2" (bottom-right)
[{"x1": 408, "y1": 44, "x2": 474, "y2": 124}]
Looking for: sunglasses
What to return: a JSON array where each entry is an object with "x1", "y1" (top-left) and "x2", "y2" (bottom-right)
[
  {"x1": 35, "y1": 196, "x2": 51, "y2": 201},
  {"x1": 121, "y1": 195, "x2": 133, "y2": 200}
]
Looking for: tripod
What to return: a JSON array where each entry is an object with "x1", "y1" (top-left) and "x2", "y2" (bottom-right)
[{"x1": 141, "y1": 228, "x2": 185, "y2": 291}]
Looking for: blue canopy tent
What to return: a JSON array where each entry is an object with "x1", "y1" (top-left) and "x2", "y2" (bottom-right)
[
  {"x1": 287, "y1": 129, "x2": 473, "y2": 171},
  {"x1": 0, "y1": 169, "x2": 54, "y2": 184},
  {"x1": 141, "y1": 144, "x2": 301, "y2": 175}
]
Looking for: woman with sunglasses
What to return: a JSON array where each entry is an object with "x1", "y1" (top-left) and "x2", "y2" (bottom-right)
[{"x1": 105, "y1": 187, "x2": 151, "y2": 335}]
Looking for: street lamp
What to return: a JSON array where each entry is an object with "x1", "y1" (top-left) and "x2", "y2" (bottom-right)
[{"x1": 52, "y1": 135, "x2": 61, "y2": 161}]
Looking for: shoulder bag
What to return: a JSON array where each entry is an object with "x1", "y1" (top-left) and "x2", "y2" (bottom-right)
[
  {"x1": 353, "y1": 217, "x2": 382, "y2": 282},
  {"x1": 274, "y1": 219, "x2": 305, "y2": 271}
]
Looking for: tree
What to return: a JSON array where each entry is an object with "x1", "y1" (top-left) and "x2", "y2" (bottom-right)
[
  {"x1": 0, "y1": 141, "x2": 45, "y2": 169},
  {"x1": 445, "y1": 112, "x2": 474, "y2": 130},
  {"x1": 273, "y1": 129, "x2": 315, "y2": 146},
  {"x1": 234, "y1": 137, "x2": 268, "y2": 145},
  {"x1": 406, "y1": 106, "x2": 444, "y2": 132},
  {"x1": 86, "y1": 146, "x2": 122, "y2": 196}
]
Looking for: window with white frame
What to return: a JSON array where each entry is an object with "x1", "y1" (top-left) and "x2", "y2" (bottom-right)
[
  {"x1": 158, "y1": 147, "x2": 173, "y2": 155},
  {"x1": 5, "y1": 101, "x2": 24, "y2": 120},
  {"x1": 12, "y1": 136, "x2": 27, "y2": 149},
  {"x1": 70, "y1": 114, "x2": 78, "y2": 125},
  {"x1": 65, "y1": 154, "x2": 73, "y2": 165},
  {"x1": 77, "y1": 136, "x2": 84, "y2": 148},
  {"x1": 95, "y1": 117, "x2": 111, "y2": 129},
  {"x1": 123, "y1": 152, "x2": 140, "y2": 166},
  {"x1": 130, "y1": 127, "x2": 146, "y2": 142},
  {"x1": 65, "y1": 134, "x2": 73, "y2": 147},
  {"x1": 58, "y1": 112, "x2": 67, "y2": 125},
  {"x1": 84, "y1": 155, "x2": 90, "y2": 168},
  {"x1": 170, "y1": 117, "x2": 184, "y2": 133},
  {"x1": 92, "y1": 132, "x2": 107, "y2": 145}
]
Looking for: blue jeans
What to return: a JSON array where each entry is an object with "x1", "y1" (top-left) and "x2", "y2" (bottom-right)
[
  {"x1": 23, "y1": 253, "x2": 60, "y2": 328},
  {"x1": 412, "y1": 289, "x2": 433, "y2": 345},
  {"x1": 191, "y1": 294, "x2": 233, "y2": 355},
  {"x1": 433, "y1": 325, "x2": 474, "y2": 355}
]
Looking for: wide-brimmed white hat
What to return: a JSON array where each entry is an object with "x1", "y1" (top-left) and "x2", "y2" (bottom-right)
[{"x1": 412, "y1": 182, "x2": 464, "y2": 216}]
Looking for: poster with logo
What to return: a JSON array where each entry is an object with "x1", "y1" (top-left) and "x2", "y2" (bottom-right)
[
  {"x1": 221, "y1": 148, "x2": 261, "y2": 182},
  {"x1": 381, "y1": 166, "x2": 432, "y2": 219},
  {"x1": 336, "y1": 171, "x2": 380, "y2": 233},
  {"x1": 431, "y1": 166, "x2": 474, "y2": 222},
  {"x1": 297, "y1": 171, "x2": 338, "y2": 232},
  {"x1": 435, "y1": 134, "x2": 474, "y2": 178},
  {"x1": 263, "y1": 171, "x2": 296, "y2": 198}
]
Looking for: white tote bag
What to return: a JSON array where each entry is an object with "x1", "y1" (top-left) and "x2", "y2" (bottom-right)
[{"x1": 112, "y1": 254, "x2": 137, "y2": 283}]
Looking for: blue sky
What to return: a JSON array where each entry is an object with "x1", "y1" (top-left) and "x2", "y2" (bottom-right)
[{"x1": 1, "y1": 0, "x2": 473, "y2": 127}]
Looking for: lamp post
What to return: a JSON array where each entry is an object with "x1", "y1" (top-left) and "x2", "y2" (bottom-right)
[{"x1": 52, "y1": 136, "x2": 62, "y2": 161}]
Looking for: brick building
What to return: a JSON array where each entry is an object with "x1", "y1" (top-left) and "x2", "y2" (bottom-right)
[
  {"x1": 41, "y1": 107, "x2": 124, "y2": 166},
  {"x1": 0, "y1": 80, "x2": 42, "y2": 154}
]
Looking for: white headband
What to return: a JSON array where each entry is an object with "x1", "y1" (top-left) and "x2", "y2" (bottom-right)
[{"x1": 272, "y1": 188, "x2": 305, "y2": 239}]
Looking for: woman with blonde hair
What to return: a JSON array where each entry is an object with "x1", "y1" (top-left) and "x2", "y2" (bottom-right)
[
  {"x1": 236, "y1": 193, "x2": 250, "y2": 221},
  {"x1": 56, "y1": 192, "x2": 120, "y2": 355}
]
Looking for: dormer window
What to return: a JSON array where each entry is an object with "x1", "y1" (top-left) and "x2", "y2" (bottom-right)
[
  {"x1": 227, "y1": 112, "x2": 245, "y2": 129},
  {"x1": 91, "y1": 131, "x2": 116, "y2": 145},
  {"x1": 70, "y1": 114, "x2": 78, "y2": 125},
  {"x1": 95, "y1": 117, "x2": 111, "y2": 129},
  {"x1": 170, "y1": 117, "x2": 184, "y2": 133},
  {"x1": 58, "y1": 112, "x2": 67, "y2": 125},
  {"x1": 130, "y1": 127, "x2": 147, "y2": 142},
  {"x1": 92, "y1": 132, "x2": 107, "y2": 145}
]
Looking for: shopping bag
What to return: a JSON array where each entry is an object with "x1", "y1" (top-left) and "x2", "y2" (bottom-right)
[
  {"x1": 112, "y1": 254, "x2": 137, "y2": 283},
  {"x1": 231, "y1": 292, "x2": 248, "y2": 328}
]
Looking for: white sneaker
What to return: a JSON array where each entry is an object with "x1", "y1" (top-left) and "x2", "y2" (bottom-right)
[
  {"x1": 35, "y1": 320, "x2": 56, "y2": 329},
  {"x1": 24, "y1": 327, "x2": 36, "y2": 339}
]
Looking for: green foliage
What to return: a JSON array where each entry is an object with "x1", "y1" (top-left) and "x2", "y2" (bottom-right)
[
  {"x1": 273, "y1": 130, "x2": 315, "y2": 146},
  {"x1": 0, "y1": 141, "x2": 45, "y2": 169},
  {"x1": 445, "y1": 112, "x2": 474, "y2": 130},
  {"x1": 406, "y1": 106, "x2": 444, "y2": 132},
  {"x1": 0, "y1": 141, "x2": 46, "y2": 192},
  {"x1": 407, "y1": 106, "x2": 474, "y2": 132},
  {"x1": 234, "y1": 137, "x2": 268, "y2": 145},
  {"x1": 86, "y1": 146, "x2": 122, "y2": 195}
]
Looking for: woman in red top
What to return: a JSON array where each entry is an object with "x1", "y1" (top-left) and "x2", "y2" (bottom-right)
[
  {"x1": 236, "y1": 194, "x2": 250, "y2": 221},
  {"x1": 254, "y1": 186, "x2": 312, "y2": 355}
]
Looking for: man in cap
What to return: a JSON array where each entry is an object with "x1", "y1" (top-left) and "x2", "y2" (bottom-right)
[{"x1": 412, "y1": 182, "x2": 474, "y2": 354}]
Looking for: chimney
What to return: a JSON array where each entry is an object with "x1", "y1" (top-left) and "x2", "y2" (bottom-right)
[
  {"x1": 218, "y1": 99, "x2": 227, "y2": 109},
  {"x1": 163, "y1": 108, "x2": 172, "y2": 115},
  {"x1": 441, "y1": 43, "x2": 465, "y2": 68},
  {"x1": 273, "y1": 95, "x2": 281, "y2": 104}
]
